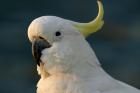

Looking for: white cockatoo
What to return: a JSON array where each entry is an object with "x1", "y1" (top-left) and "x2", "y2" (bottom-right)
[{"x1": 28, "y1": 1, "x2": 140, "y2": 93}]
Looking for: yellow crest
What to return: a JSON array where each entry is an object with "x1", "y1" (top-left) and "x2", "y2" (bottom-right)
[{"x1": 74, "y1": 1, "x2": 104, "y2": 37}]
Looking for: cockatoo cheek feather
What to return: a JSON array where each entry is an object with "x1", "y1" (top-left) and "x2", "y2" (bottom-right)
[{"x1": 40, "y1": 24, "x2": 84, "y2": 75}]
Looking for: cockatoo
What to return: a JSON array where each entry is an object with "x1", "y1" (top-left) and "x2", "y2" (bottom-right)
[{"x1": 28, "y1": 1, "x2": 140, "y2": 93}]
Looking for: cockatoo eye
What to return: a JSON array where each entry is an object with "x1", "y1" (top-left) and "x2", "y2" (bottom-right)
[
  {"x1": 53, "y1": 31, "x2": 63, "y2": 41},
  {"x1": 55, "y1": 31, "x2": 61, "y2": 36}
]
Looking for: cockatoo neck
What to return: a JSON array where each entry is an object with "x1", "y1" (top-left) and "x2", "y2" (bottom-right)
[
  {"x1": 65, "y1": 39, "x2": 102, "y2": 78},
  {"x1": 40, "y1": 36, "x2": 104, "y2": 79},
  {"x1": 67, "y1": 59, "x2": 103, "y2": 79}
]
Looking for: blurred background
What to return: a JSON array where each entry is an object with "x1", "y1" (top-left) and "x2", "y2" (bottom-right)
[{"x1": 0, "y1": 0, "x2": 140, "y2": 93}]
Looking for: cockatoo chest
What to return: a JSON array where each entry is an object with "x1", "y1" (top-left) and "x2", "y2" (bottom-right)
[{"x1": 37, "y1": 74, "x2": 89, "y2": 93}]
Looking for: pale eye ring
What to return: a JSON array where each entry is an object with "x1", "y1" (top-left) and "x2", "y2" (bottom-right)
[
  {"x1": 53, "y1": 31, "x2": 63, "y2": 41},
  {"x1": 55, "y1": 31, "x2": 61, "y2": 36}
]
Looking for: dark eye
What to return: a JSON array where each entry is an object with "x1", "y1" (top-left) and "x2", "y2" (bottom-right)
[{"x1": 55, "y1": 31, "x2": 61, "y2": 36}]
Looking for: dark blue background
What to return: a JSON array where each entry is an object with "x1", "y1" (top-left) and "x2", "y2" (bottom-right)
[{"x1": 0, "y1": 0, "x2": 140, "y2": 93}]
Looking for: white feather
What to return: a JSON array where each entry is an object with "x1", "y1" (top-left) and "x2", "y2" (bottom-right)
[{"x1": 28, "y1": 16, "x2": 140, "y2": 93}]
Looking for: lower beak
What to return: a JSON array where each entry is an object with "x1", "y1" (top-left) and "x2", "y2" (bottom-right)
[{"x1": 32, "y1": 38, "x2": 51, "y2": 66}]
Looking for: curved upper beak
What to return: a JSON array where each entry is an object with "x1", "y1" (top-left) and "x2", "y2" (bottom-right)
[{"x1": 32, "y1": 37, "x2": 51, "y2": 66}]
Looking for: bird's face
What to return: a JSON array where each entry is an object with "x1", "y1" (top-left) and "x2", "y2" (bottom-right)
[
  {"x1": 28, "y1": 1, "x2": 104, "y2": 75},
  {"x1": 28, "y1": 16, "x2": 86, "y2": 74}
]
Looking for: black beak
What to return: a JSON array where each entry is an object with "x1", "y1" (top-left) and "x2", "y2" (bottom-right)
[{"x1": 32, "y1": 37, "x2": 51, "y2": 66}]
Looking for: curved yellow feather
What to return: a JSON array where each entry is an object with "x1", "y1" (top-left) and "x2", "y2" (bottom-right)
[{"x1": 74, "y1": 1, "x2": 104, "y2": 37}]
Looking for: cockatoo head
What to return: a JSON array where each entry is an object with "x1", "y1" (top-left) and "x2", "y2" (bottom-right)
[{"x1": 28, "y1": 1, "x2": 104, "y2": 75}]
